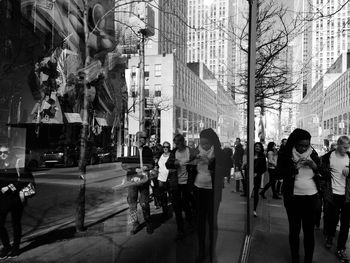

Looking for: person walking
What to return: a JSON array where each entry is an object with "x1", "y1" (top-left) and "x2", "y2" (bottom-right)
[
  {"x1": 260, "y1": 142, "x2": 281, "y2": 199},
  {"x1": 126, "y1": 131, "x2": 154, "y2": 235},
  {"x1": 253, "y1": 142, "x2": 267, "y2": 217},
  {"x1": 165, "y1": 134, "x2": 195, "y2": 240},
  {"x1": 192, "y1": 128, "x2": 231, "y2": 263},
  {"x1": 320, "y1": 136, "x2": 350, "y2": 262},
  {"x1": 276, "y1": 128, "x2": 321, "y2": 263},
  {"x1": 0, "y1": 145, "x2": 35, "y2": 259},
  {"x1": 153, "y1": 141, "x2": 172, "y2": 220},
  {"x1": 233, "y1": 138, "x2": 244, "y2": 192},
  {"x1": 276, "y1": 138, "x2": 287, "y2": 195}
]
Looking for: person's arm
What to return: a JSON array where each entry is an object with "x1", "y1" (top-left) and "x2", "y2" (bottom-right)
[{"x1": 268, "y1": 151, "x2": 277, "y2": 167}]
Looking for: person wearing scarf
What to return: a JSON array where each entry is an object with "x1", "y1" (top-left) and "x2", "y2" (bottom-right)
[
  {"x1": 276, "y1": 129, "x2": 321, "y2": 263},
  {"x1": 192, "y1": 128, "x2": 231, "y2": 263}
]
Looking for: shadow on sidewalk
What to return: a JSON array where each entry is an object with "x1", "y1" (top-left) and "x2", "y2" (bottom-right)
[{"x1": 20, "y1": 226, "x2": 76, "y2": 254}]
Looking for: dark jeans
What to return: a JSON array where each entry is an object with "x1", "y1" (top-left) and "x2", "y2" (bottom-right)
[
  {"x1": 323, "y1": 194, "x2": 350, "y2": 250},
  {"x1": 253, "y1": 174, "x2": 262, "y2": 211},
  {"x1": 127, "y1": 183, "x2": 151, "y2": 224},
  {"x1": 170, "y1": 184, "x2": 193, "y2": 233},
  {"x1": 284, "y1": 194, "x2": 321, "y2": 263},
  {"x1": 261, "y1": 169, "x2": 278, "y2": 197},
  {"x1": 194, "y1": 186, "x2": 218, "y2": 263},
  {"x1": 154, "y1": 180, "x2": 169, "y2": 214},
  {"x1": 0, "y1": 196, "x2": 24, "y2": 249}
]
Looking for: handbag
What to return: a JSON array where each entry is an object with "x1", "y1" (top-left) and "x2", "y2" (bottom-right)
[{"x1": 234, "y1": 170, "x2": 243, "y2": 180}]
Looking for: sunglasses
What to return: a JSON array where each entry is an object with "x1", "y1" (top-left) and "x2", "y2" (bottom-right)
[
  {"x1": 163, "y1": 146, "x2": 170, "y2": 149},
  {"x1": 0, "y1": 151, "x2": 8, "y2": 155}
]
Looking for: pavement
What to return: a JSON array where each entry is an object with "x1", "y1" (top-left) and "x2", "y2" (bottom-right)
[
  {"x1": 248, "y1": 195, "x2": 344, "y2": 263},
  {"x1": 0, "y1": 167, "x2": 346, "y2": 263}
]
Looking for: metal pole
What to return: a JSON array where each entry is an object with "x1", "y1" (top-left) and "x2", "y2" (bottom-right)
[
  {"x1": 76, "y1": 0, "x2": 89, "y2": 232},
  {"x1": 246, "y1": 0, "x2": 257, "y2": 236},
  {"x1": 139, "y1": 33, "x2": 145, "y2": 131}
]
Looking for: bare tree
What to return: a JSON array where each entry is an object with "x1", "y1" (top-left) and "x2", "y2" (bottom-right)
[{"x1": 231, "y1": 0, "x2": 303, "y2": 113}]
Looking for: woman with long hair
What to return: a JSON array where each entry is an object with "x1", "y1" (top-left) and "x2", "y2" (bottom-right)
[
  {"x1": 260, "y1": 141, "x2": 281, "y2": 199},
  {"x1": 252, "y1": 142, "x2": 267, "y2": 217},
  {"x1": 276, "y1": 128, "x2": 321, "y2": 263},
  {"x1": 193, "y1": 128, "x2": 231, "y2": 263}
]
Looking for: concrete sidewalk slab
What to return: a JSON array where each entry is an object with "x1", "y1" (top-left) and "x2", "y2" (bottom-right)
[
  {"x1": 2, "y1": 181, "x2": 248, "y2": 263},
  {"x1": 249, "y1": 197, "x2": 342, "y2": 263}
]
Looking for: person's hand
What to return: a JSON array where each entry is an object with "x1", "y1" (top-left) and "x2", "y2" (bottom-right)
[
  {"x1": 342, "y1": 166, "x2": 349, "y2": 177},
  {"x1": 131, "y1": 177, "x2": 141, "y2": 183},
  {"x1": 1, "y1": 186, "x2": 9, "y2": 194},
  {"x1": 298, "y1": 159, "x2": 317, "y2": 170},
  {"x1": 174, "y1": 160, "x2": 180, "y2": 167}
]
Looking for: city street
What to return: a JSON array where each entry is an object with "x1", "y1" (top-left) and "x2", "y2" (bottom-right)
[{"x1": 20, "y1": 163, "x2": 128, "y2": 241}]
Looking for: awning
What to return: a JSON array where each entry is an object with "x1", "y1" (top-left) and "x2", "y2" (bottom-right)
[
  {"x1": 64, "y1": 113, "x2": 82, "y2": 124},
  {"x1": 95, "y1": 117, "x2": 108, "y2": 126}
]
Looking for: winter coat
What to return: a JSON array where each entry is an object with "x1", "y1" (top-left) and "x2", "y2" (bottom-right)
[{"x1": 276, "y1": 148, "x2": 321, "y2": 200}]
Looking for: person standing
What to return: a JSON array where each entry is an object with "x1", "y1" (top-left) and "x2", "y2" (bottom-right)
[
  {"x1": 165, "y1": 134, "x2": 194, "y2": 240},
  {"x1": 276, "y1": 129, "x2": 321, "y2": 263},
  {"x1": 252, "y1": 142, "x2": 267, "y2": 217},
  {"x1": 260, "y1": 142, "x2": 281, "y2": 199},
  {"x1": 127, "y1": 131, "x2": 154, "y2": 235},
  {"x1": 153, "y1": 141, "x2": 172, "y2": 219},
  {"x1": 0, "y1": 145, "x2": 34, "y2": 259},
  {"x1": 233, "y1": 138, "x2": 244, "y2": 192},
  {"x1": 276, "y1": 138, "x2": 287, "y2": 195},
  {"x1": 320, "y1": 136, "x2": 350, "y2": 262},
  {"x1": 192, "y1": 128, "x2": 231, "y2": 263}
]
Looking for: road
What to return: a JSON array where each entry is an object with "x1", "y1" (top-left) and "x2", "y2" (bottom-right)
[{"x1": 19, "y1": 163, "x2": 129, "y2": 241}]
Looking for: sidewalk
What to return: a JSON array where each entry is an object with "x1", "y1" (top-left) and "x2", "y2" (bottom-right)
[
  {"x1": 2, "y1": 180, "x2": 247, "y2": 263},
  {"x1": 248, "y1": 194, "x2": 342, "y2": 263}
]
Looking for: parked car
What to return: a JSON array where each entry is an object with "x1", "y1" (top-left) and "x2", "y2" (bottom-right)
[
  {"x1": 42, "y1": 144, "x2": 99, "y2": 168},
  {"x1": 96, "y1": 145, "x2": 117, "y2": 164},
  {"x1": 11, "y1": 146, "x2": 43, "y2": 171},
  {"x1": 42, "y1": 146, "x2": 78, "y2": 167}
]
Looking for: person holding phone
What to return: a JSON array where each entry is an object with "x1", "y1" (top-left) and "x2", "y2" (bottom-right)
[{"x1": 320, "y1": 136, "x2": 350, "y2": 262}]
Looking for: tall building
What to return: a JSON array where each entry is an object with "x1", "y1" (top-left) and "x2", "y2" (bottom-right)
[
  {"x1": 187, "y1": 0, "x2": 238, "y2": 92},
  {"x1": 115, "y1": 0, "x2": 187, "y2": 63},
  {"x1": 117, "y1": 1, "x2": 237, "y2": 147},
  {"x1": 295, "y1": 0, "x2": 350, "y2": 95}
]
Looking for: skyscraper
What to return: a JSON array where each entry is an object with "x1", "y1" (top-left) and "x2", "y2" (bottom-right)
[
  {"x1": 187, "y1": 0, "x2": 238, "y2": 92},
  {"x1": 295, "y1": 0, "x2": 350, "y2": 95}
]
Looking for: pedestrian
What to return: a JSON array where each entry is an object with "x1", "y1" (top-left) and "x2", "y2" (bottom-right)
[
  {"x1": 192, "y1": 128, "x2": 231, "y2": 263},
  {"x1": 276, "y1": 138, "x2": 287, "y2": 195},
  {"x1": 127, "y1": 131, "x2": 154, "y2": 235},
  {"x1": 320, "y1": 136, "x2": 350, "y2": 262},
  {"x1": 276, "y1": 128, "x2": 321, "y2": 263},
  {"x1": 233, "y1": 138, "x2": 244, "y2": 192},
  {"x1": 223, "y1": 147, "x2": 234, "y2": 185},
  {"x1": 153, "y1": 141, "x2": 172, "y2": 220},
  {"x1": 0, "y1": 145, "x2": 35, "y2": 259},
  {"x1": 260, "y1": 141, "x2": 281, "y2": 199},
  {"x1": 253, "y1": 142, "x2": 267, "y2": 217},
  {"x1": 165, "y1": 134, "x2": 195, "y2": 240}
]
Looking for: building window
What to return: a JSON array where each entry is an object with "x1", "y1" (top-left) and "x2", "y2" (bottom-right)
[
  {"x1": 155, "y1": 64, "x2": 162, "y2": 77},
  {"x1": 145, "y1": 65, "x2": 150, "y2": 78},
  {"x1": 155, "y1": 84, "x2": 161, "y2": 97},
  {"x1": 145, "y1": 86, "x2": 150, "y2": 97}
]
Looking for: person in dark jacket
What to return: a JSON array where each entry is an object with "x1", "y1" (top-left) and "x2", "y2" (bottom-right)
[
  {"x1": 233, "y1": 138, "x2": 244, "y2": 192},
  {"x1": 276, "y1": 129, "x2": 321, "y2": 263},
  {"x1": 260, "y1": 141, "x2": 281, "y2": 199},
  {"x1": 165, "y1": 134, "x2": 196, "y2": 240},
  {"x1": 252, "y1": 142, "x2": 267, "y2": 217},
  {"x1": 319, "y1": 136, "x2": 350, "y2": 262},
  {"x1": 0, "y1": 145, "x2": 34, "y2": 259},
  {"x1": 126, "y1": 131, "x2": 154, "y2": 235},
  {"x1": 191, "y1": 128, "x2": 231, "y2": 263}
]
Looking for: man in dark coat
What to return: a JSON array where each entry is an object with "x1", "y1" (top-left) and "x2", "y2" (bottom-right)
[{"x1": 233, "y1": 138, "x2": 244, "y2": 192}]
